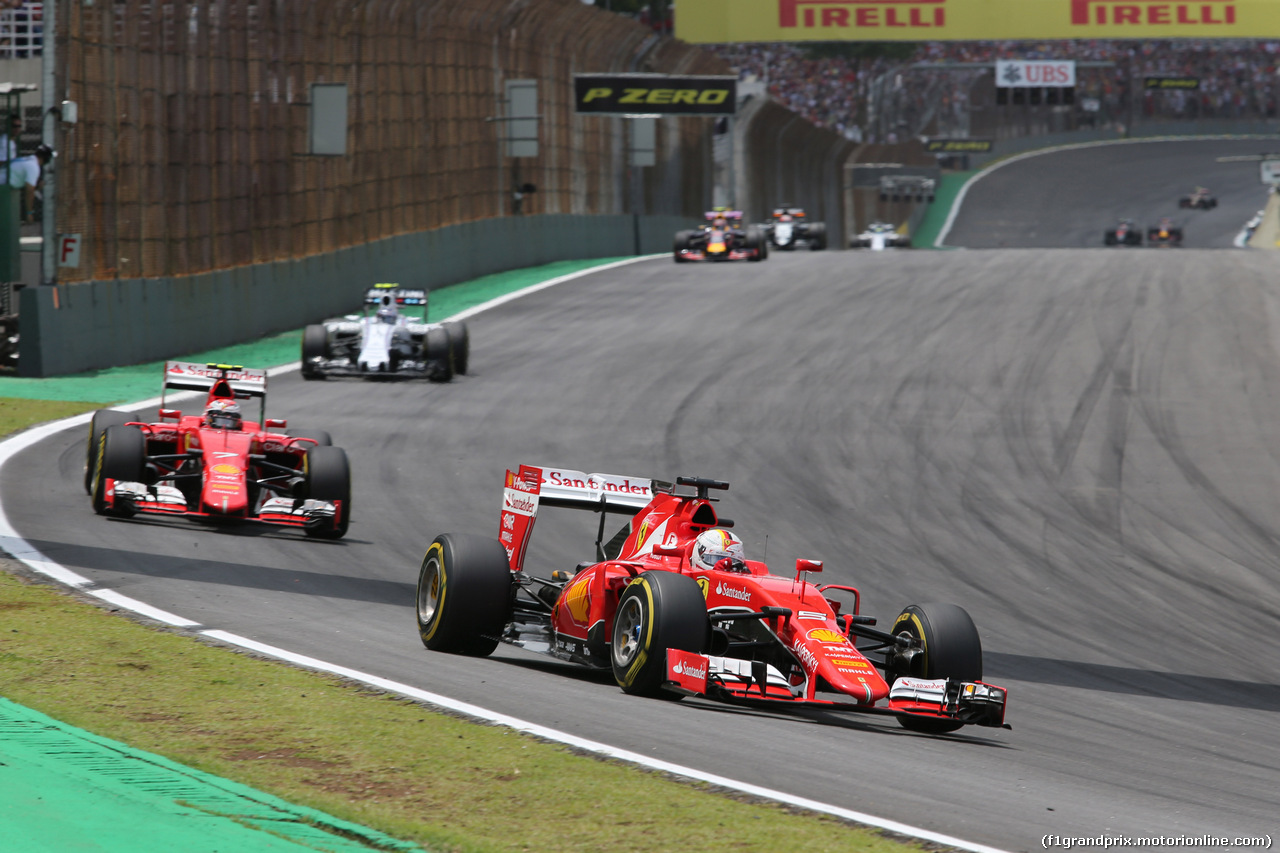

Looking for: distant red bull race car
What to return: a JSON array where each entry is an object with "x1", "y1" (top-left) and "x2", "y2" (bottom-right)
[
  {"x1": 673, "y1": 210, "x2": 767, "y2": 263},
  {"x1": 84, "y1": 362, "x2": 351, "y2": 538},
  {"x1": 416, "y1": 465, "x2": 1007, "y2": 733}
]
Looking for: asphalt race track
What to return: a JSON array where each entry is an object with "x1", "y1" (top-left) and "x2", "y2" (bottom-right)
[
  {"x1": 6, "y1": 141, "x2": 1280, "y2": 851},
  {"x1": 944, "y1": 137, "x2": 1274, "y2": 248}
]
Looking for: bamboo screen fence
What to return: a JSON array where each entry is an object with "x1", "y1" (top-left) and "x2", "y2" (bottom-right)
[{"x1": 57, "y1": 0, "x2": 725, "y2": 281}]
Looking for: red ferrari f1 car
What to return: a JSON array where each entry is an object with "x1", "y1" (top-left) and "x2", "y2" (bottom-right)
[
  {"x1": 416, "y1": 465, "x2": 1007, "y2": 733},
  {"x1": 85, "y1": 362, "x2": 351, "y2": 538}
]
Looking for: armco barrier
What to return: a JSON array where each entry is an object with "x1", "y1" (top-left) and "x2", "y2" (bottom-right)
[
  {"x1": 18, "y1": 213, "x2": 689, "y2": 377},
  {"x1": 735, "y1": 97, "x2": 855, "y2": 239}
]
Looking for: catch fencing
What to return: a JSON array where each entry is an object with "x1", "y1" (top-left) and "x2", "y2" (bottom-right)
[{"x1": 58, "y1": 0, "x2": 724, "y2": 283}]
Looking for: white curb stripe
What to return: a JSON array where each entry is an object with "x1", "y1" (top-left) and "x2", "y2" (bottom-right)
[{"x1": 0, "y1": 254, "x2": 1011, "y2": 853}]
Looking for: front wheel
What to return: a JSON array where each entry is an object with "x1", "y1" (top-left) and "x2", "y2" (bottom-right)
[
  {"x1": 807, "y1": 223, "x2": 827, "y2": 250},
  {"x1": 425, "y1": 327, "x2": 454, "y2": 383},
  {"x1": 85, "y1": 409, "x2": 131, "y2": 494},
  {"x1": 91, "y1": 425, "x2": 146, "y2": 516},
  {"x1": 416, "y1": 534, "x2": 513, "y2": 655},
  {"x1": 303, "y1": 445, "x2": 351, "y2": 539},
  {"x1": 884, "y1": 602, "x2": 983, "y2": 734},
  {"x1": 301, "y1": 325, "x2": 329, "y2": 380},
  {"x1": 443, "y1": 321, "x2": 470, "y2": 375},
  {"x1": 611, "y1": 571, "x2": 709, "y2": 696}
]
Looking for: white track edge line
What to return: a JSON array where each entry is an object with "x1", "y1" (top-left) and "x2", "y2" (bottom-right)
[
  {"x1": 203, "y1": 629, "x2": 1012, "y2": 853},
  {"x1": 934, "y1": 133, "x2": 1280, "y2": 248},
  {"x1": 0, "y1": 252, "x2": 1011, "y2": 853}
]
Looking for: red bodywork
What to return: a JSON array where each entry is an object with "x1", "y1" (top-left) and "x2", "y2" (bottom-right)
[
  {"x1": 498, "y1": 465, "x2": 1007, "y2": 729},
  {"x1": 93, "y1": 362, "x2": 346, "y2": 534}
]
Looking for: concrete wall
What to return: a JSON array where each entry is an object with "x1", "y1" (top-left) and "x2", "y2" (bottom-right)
[{"x1": 19, "y1": 213, "x2": 691, "y2": 377}]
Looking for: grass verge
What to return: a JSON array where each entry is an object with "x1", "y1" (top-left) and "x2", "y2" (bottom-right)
[{"x1": 0, "y1": 400, "x2": 933, "y2": 853}]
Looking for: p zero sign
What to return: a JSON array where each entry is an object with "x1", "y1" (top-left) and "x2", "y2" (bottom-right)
[
  {"x1": 573, "y1": 74, "x2": 737, "y2": 116},
  {"x1": 996, "y1": 60, "x2": 1076, "y2": 88}
]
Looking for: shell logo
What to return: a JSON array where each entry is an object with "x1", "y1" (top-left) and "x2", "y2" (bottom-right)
[
  {"x1": 807, "y1": 628, "x2": 849, "y2": 644},
  {"x1": 211, "y1": 463, "x2": 242, "y2": 476},
  {"x1": 564, "y1": 575, "x2": 592, "y2": 624}
]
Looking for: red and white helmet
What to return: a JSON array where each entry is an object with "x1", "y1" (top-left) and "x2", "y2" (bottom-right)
[
  {"x1": 690, "y1": 528, "x2": 745, "y2": 571},
  {"x1": 204, "y1": 399, "x2": 242, "y2": 430}
]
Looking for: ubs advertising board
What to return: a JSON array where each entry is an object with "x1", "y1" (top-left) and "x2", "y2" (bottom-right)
[{"x1": 676, "y1": 0, "x2": 1280, "y2": 42}]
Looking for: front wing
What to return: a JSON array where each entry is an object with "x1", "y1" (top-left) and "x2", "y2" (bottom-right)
[
  {"x1": 102, "y1": 480, "x2": 340, "y2": 532},
  {"x1": 664, "y1": 649, "x2": 1007, "y2": 728}
]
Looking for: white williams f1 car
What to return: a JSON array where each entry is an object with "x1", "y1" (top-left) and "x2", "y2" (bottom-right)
[
  {"x1": 301, "y1": 284, "x2": 469, "y2": 382},
  {"x1": 851, "y1": 222, "x2": 910, "y2": 250}
]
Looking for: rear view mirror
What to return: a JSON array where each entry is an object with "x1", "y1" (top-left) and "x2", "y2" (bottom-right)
[
  {"x1": 158, "y1": 408, "x2": 181, "y2": 420},
  {"x1": 265, "y1": 418, "x2": 287, "y2": 429},
  {"x1": 795, "y1": 558, "x2": 823, "y2": 574}
]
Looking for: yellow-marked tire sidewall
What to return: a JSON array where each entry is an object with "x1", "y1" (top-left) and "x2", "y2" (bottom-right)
[
  {"x1": 620, "y1": 577, "x2": 656, "y2": 689},
  {"x1": 418, "y1": 542, "x2": 447, "y2": 644}
]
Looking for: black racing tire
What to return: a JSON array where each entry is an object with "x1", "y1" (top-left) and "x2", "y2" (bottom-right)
[
  {"x1": 286, "y1": 428, "x2": 332, "y2": 447},
  {"x1": 303, "y1": 445, "x2": 351, "y2": 539},
  {"x1": 443, "y1": 321, "x2": 470, "y2": 375},
  {"x1": 416, "y1": 534, "x2": 513, "y2": 656},
  {"x1": 91, "y1": 425, "x2": 146, "y2": 516},
  {"x1": 425, "y1": 326, "x2": 454, "y2": 383},
  {"x1": 1104, "y1": 232, "x2": 1117, "y2": 246},
  {"x1": 301, "y1": 325, "x2": 329, "y2": 380},
  {"x1": 1179, "y1": 198, "x2": 1190, "y2": 209},
  {"x1": 807, "y1": 222, "x2": 827, "y2": 250},
  {"x1": 85, "y1": 409, "x2": 131, "y2": 494},
  {"x1": 611, "y1": 571, "x2": 710, "y2": 696},
  {"x1": 885, "y1": 602, "x2": 983, "y2": 734},
  {"x1": 744, "y1": 226, "x2": 765, "y2": 262}
]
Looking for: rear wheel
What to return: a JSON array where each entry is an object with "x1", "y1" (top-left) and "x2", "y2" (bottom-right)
[
  {"x1": 884, "y1": 602, "x2": 983, "y2": 734},
  {"x1": 85, "y1": 409, "x2": 131, "y2": 494},
  {"x1": 425, "y1": 327, "x2": 454, "y2": 383},
  {"x1": 303, "y1": 445, "x2": 351, "y2": 539},
  {"x1": 91, "y1": 425, "x2": 146, "y2": 516},
  {"x1": 611, "y1": 571, "x2": 709, "y2": 696},
  {"x1": 416, "y1": 534, "x2": 513, "y2": 655},
  {"x1": 808, "y1": 222, "x2": 827, "y2": 250},
  {"x1": 443, "y1": 321, "x2": 470, "y2": 375},
  {"x1": 301, "y1": 325, "x2": 329, "y2": 380}
]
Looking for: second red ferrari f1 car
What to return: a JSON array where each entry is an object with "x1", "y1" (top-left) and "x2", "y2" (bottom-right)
[
  {"x1": 85, "y1": 362, "x2": 352, "y2": 538},
  {"x1": 416, "y1": 465, "x2": 1007, "y2": 733}
]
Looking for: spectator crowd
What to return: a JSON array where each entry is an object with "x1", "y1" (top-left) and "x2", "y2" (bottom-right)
[{"x1": 712, "y1": 40, "x2": 1280, "y2": 142}]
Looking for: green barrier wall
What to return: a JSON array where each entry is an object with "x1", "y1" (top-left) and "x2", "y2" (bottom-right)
[{"x1": 19, "y1": 213, "x2": 689, "y2": 377}]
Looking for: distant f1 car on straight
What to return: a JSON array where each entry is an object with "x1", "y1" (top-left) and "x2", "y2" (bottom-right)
[
  {"x1": 850, "y1": 222, "x2": 910, "y2": 250},
  {"x1": 673, "y1": 210, "x2": 767, "y2": 263},
  {"x1": 1179, "y1": 187, "x2": 1217, "y2": 209},
  {"x1": 1148, "y1": 218, "x2": 1183, "y2": 247},
  {"x1": 762, "y1": 205, "x2": 827, "y2": 250},
  {"x1": 1103, "y1": 218, "x2": 1143, "y2": 246},
  {"x1": 416, "y1": 465, "x2": 1008, "y2": 733},
  {"x1": 85, "y1": 362, "x2": 351, "y2": 539},
  {"x1": 301, "y1": 284, "x2": 469, "y2": 381}
]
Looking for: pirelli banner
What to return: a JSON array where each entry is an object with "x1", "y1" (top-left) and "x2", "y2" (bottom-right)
[
  {"x1": 675, "y1": 0, "x2": 1280, "y2": 42},
  {"x1": 573, "y1": 74, "x2": 737, "y2": 115}
]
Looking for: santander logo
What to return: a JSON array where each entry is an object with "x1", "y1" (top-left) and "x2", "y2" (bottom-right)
[{"x1": 672, "y1": 660, "x2": 707, "y2": 679}]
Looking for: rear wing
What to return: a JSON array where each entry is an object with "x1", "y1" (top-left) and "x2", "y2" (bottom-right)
[
  {"x1": 499, "y1": 464, "x2": 658, "y2": 571},
  {"x1": 364, "y1": 283, "x2": 427, "y2": 308},
  {"x1": 704, "y1": 210, "x2": 743, "y2": 221},
  {"x1": 163, "y1": 362, "x2": 267, "y2": 399}
]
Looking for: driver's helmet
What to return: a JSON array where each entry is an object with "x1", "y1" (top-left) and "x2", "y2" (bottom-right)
[
  {"x1": 376, "y1": 305, "x2": 397, "y2": 324},
  {"x1": 690, "y1": 528, "x2": 746, "y2": 572},
  {"x1": 712, "y1": 216, "x2": 727, "y2": 229},
  {"x1": 204, "y1": 399, "x2": 242, "y2": 430}
]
